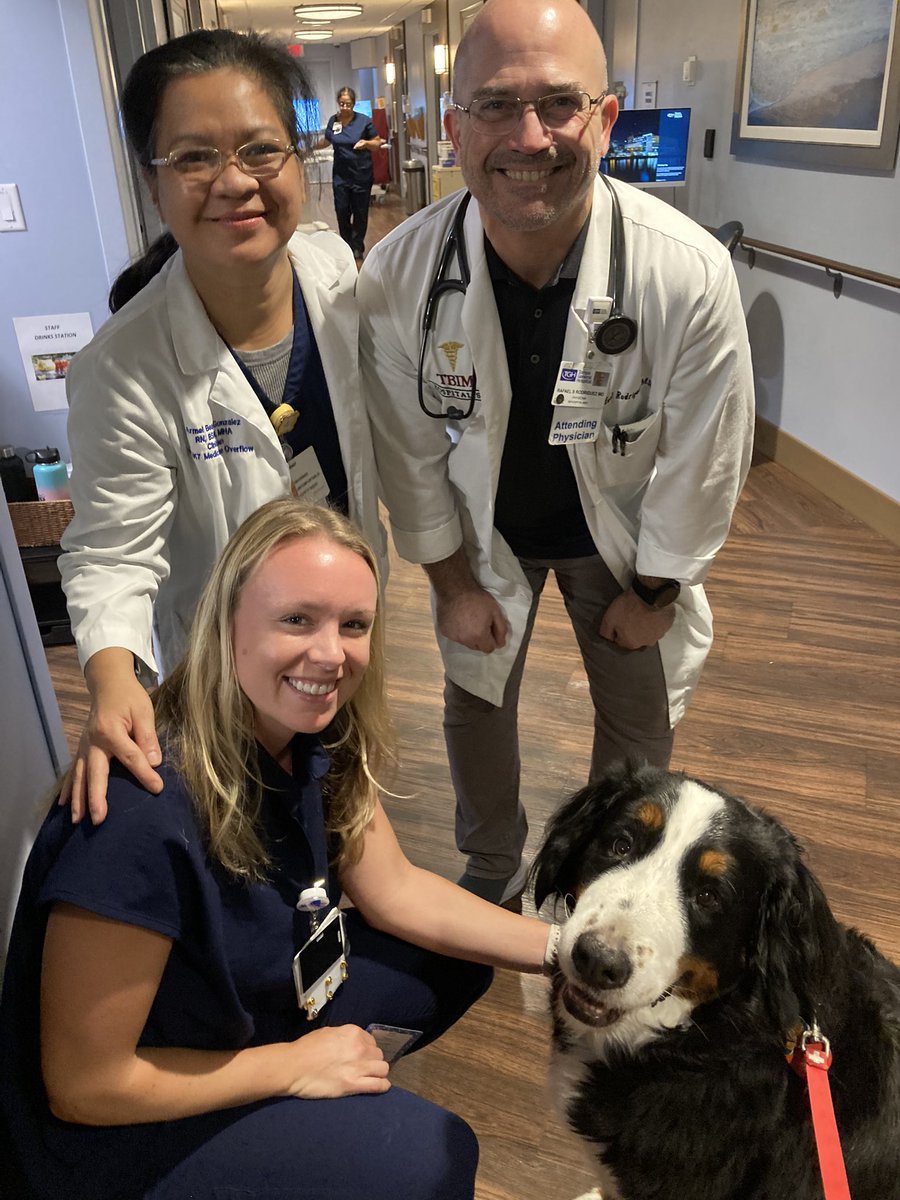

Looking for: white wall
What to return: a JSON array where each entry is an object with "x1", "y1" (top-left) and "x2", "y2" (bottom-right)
[{"x1": 635, "y1": 0, "x2": 900, "y2": 504}]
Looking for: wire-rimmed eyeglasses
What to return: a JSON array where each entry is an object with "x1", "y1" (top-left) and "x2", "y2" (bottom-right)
[
  {"x1": 149, "y1": 140, "x2": 296, "y2": 184},
  {"x1": 453, "y1": 90, "x2": 608, "y2": 135}
]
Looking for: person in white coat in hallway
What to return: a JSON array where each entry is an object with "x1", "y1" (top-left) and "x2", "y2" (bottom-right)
[
  {"x1": 358, "y1": 0, "x2": 754, "y2": 904},
  {"x1": 60, "y1": 30, "x2": 382, "y2": 822}
]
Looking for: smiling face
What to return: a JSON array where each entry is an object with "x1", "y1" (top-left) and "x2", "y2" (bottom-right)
[
  {"x1": 446, "y1": 0, "x2": 617, "y2": 241},
  {"x1": 146, "y1": 68, "x2": 304, "y2": 281},
  {"x1": 232, "y1": 535, "x2": 378, "y2": 760}
]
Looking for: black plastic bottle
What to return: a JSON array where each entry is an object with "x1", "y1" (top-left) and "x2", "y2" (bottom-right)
[{"x1": 0, "y1": 445, "x2": 30, "y2": 502}]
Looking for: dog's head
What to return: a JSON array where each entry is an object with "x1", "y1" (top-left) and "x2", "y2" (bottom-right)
[{"x1": 532, "y1": 763, "x2": 838, "y2": 1044}]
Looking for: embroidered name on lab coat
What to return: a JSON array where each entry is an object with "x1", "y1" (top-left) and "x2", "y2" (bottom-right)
[{"x1": 185, "y1": 418, "x2": 257, "y2": 462}]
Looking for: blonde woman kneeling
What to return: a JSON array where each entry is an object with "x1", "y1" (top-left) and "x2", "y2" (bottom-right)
[{"x1": 0, "y1": 500, "x2": 555, "y2": 1200}]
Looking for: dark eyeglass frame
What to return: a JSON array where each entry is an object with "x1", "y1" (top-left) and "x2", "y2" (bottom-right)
[
  {"x1": 149, "y1": 140, "x2": 296, "y2": 182},
  {"x1": 453, "y1": 90, "x2": 608, "y2": 134}
]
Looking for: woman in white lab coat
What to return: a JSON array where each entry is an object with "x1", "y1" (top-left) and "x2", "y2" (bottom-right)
[{"x1": 59, "y1": 29, "x2": 381, "y2": 820}]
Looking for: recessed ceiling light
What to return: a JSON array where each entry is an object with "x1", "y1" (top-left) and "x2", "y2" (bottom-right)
[
  {"x1": 293, "y1": 4, "x2": 363, "y2": 19},
  {"x1": 294, "y1": 28, "x2": 334, "y2": 40}
]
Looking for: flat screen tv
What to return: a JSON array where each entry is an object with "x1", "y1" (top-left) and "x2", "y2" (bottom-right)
[
  {"x1": 294, "y1": 98, "x2": 322, "y2": 136},
  {"x1": 601, "y1": 107, "x2": 691, "y2": 188}
]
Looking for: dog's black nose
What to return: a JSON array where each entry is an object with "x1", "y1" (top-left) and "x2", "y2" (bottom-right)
[{"x1": 571, "y1": 932, "x2": 632, "y2": 990}]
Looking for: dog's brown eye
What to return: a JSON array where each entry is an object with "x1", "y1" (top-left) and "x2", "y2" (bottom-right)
[
  {"x1": 695, "y1": 886, "x2": 720, "y2": 911},
  {"x1": 610, "y1": 835, "x2": 632, "y2": 859}
]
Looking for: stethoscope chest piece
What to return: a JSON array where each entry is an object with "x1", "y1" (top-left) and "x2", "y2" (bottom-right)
[{"x1": 593, "y1": 312, "x2": 637, "y2": 356}]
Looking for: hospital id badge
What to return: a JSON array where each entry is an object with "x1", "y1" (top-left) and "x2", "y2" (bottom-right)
[
  {"x1": 292, "y1": 907, "x2": 348, "y2": 1021},
  {"x1": 289, "y1": 445, "x2": 331, "y2": 504},
  {"x1": 551, "y1": 361, "x2": 610, "y2": 409}
]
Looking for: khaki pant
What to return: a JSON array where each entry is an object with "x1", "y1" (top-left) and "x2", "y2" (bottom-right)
[{"x1": 443, "y1": 554, "x2": 673, "y2": 880}]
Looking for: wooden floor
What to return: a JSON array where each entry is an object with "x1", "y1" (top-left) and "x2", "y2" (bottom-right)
[{"x1": 43, "y1": 193, "x2": 900, "y2": 1200}]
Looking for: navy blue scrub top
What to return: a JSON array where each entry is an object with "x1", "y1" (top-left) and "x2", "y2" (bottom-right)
[
  {"x1": 231, "y1": 271, "x2": 349, "y2": 513},
  {"x1": 325, "y1": 110, "x2": 378, "y2": 188},
  {"x1": 0, "y1": 736, "x2": 340, "y2": 1195}
]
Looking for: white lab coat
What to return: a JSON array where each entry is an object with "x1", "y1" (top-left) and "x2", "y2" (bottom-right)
[
  {"x1": 358, "y1": 176, "x2": 754, "y2": 721},
  {"x1": 61, "y1": 230, "x2": 383, "y2": 679}
]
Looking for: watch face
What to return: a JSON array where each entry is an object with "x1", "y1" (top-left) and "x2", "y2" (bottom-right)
[{"x1": 653, "y1": 582, "x2": 681, "y2": 608}]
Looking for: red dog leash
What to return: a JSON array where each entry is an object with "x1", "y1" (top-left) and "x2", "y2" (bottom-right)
[{"x1": 786, "y1": 1023, "x2": 852, "y2": 1200}]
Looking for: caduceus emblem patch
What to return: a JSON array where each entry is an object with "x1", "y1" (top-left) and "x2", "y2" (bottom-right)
[{"x1": 439, "y1": 341, "x2": 465, "y2": 371}]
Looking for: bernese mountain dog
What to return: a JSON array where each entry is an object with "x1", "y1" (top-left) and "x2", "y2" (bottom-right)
[{"x1": 532, "y1": 763, "x2": 900, "y2": 1200}]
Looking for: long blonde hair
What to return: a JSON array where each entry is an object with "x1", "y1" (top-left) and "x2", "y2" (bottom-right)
[{"x1": 154, "y1": 499, "x2": 394, "y2": 879}]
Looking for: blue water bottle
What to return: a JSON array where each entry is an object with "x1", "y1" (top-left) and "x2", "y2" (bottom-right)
[{"x1": 28, "y1": 447, "x2": 71, "y2": 502}]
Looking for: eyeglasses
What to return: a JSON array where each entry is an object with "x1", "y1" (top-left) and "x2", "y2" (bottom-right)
[
  {"x1": 453, "y1": 90, "x2": 607, "y2": 135},
  {"x1": 149, "y1": 140, "x2": 296, "y2": 184}
]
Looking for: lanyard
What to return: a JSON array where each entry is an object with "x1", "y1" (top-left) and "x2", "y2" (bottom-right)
[{"x1": 261, "y1": 738, "x2": 334, "y2": 932}]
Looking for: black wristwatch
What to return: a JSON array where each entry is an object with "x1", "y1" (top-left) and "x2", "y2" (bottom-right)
[{"x1": 631, "y1": 577, "x2": 681, "y2": 609}]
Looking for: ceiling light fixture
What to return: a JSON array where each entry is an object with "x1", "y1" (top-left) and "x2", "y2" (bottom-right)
[
  {"x1": 293, "y1": 4, "x2": 362, "y2": 19},
  {"x1": 294, "y1": 28, "x2": 334, "y2": 40}
]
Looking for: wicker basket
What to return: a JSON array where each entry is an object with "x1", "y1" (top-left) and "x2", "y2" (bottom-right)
[{"x1": 8, "y1": 500, "x2": 74, "y2": 547}]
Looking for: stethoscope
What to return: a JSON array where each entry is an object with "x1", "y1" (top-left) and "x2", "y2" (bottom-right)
[
  {"x1": 417, "y1": 191, "x2": 474, "y2": 420},
  {"x1": 416, "y1": 173, "x2": 637, "y2": 421}
]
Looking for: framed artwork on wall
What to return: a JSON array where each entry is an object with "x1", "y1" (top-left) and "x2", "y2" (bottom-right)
[{"x1": 731, "y1": 0, "x2": 900, "y2": 169}]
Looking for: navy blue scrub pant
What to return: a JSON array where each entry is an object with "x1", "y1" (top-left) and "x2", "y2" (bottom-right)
[
  {"x1": 5, "y1": 914, "x2": 493, "y2": 1200},
  {"x1": 332, "y1": 176, "x2": 371, "y2": 259}
]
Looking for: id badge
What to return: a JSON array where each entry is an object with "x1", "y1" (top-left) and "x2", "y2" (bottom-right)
[
  {"x1": 292, "y1": 907, "x2": 348, "y2": 1021},
  {"x1": 552, "y1": 361, "x2": 610, "y2": 410},
  {"x1": 289, "y1": 445, "x2": 331, "y2": 504},
  {"x1": 332, "y1": 122, "x2": 342, "y2": 135},
  {"x1": 366, "y1": 1024, "x2": 422, "y2": 1063}
]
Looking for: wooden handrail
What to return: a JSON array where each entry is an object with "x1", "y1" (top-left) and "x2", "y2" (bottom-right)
[{"x1": 736, "y1": 235, "x2": 900, "y2": 296}]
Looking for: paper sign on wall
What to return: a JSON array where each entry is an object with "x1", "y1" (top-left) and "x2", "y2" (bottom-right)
[{"x1": 12, "y1": 312, "x2": 94, "y2": 413}]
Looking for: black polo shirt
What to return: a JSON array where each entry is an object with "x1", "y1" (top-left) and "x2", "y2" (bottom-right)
[{"x1": 488, "y1": 223, "x2": 597, "y2": 559}]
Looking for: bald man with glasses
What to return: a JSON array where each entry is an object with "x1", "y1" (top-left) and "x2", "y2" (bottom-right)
[{"x1": 359, "y1": 0, "x2": 754, "y2": 906}]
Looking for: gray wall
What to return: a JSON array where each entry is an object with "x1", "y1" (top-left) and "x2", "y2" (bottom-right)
[
  {"x1": 0, "y1": 0, "x2": 131, "y2": 469},
  {"x1": 0, "y1": 500, "x2": 69, "y2": 962},
  {"x1": 634, "y1": 0, "x2": 900, "y2": 504}
]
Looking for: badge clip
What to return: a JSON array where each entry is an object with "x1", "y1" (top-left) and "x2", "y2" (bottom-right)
[{"x1": 270, "y1": 402, "x2": 299, "y2": 439}]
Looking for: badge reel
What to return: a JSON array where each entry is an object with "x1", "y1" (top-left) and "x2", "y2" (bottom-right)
[
  {"x1": 293, "y1": 881, "x2": 348, "y2": 1021},
  {"x1": 547, "y1": 299, "x2": 613, "y2": 447}
]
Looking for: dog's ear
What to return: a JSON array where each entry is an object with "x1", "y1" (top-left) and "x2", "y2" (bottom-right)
[
  {"x1": 530, "y1": 761, "x2": 663, "y2": 910},
  {"x1": 750, "y1": 851, "x2": 841, "y2": 1034}
]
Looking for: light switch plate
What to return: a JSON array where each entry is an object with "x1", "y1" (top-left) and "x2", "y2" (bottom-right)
[{"x1": 0, "y1": 183, "x2": 27, "y2": 231}]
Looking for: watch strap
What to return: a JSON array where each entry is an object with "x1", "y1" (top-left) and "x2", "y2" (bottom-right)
[{"x1": 631, "y1": 577, "x2": 681, "y2": 608}]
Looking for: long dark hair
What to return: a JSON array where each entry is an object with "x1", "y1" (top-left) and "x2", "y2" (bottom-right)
[{"x1": 109, "y1": 30, "x2": 314, "y2": 313}]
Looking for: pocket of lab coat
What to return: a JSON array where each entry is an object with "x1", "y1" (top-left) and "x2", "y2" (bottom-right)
[{"x1": 595, "y1": 407, "x2": 662, "y2": 486}]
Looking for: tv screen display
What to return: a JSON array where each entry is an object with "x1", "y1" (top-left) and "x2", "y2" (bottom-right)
[
  {"x1": 353, "y1": 99, "x2": 373, "y2": 118},
  {"x1": 601, "y1": 107, "x2": 691, "y2": 188},
  {"x1": 294, "y1": 98, "x2": 322, "y2": 136}
]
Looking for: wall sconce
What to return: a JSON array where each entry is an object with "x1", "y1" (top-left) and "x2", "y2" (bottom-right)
[
  {"x1": 385, "y1": 60, "x2": 396, "y2": 86},
  {"x1": 433, "y1": 43, "x2": 449, "y2": 76}
]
